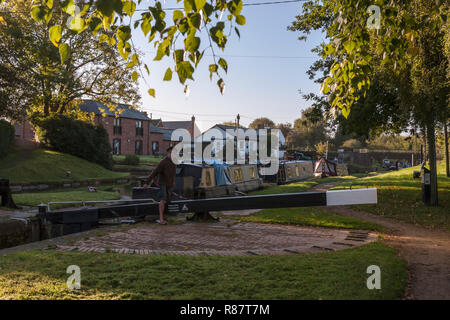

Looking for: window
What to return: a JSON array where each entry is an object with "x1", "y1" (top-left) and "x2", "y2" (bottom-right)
[
  {"x1": 113, "y1": 118, "x2": 122, "y2": 135},
  {"x1": 152, "y1": 141, "x2": 159, "y2": 154},
  {"x1": 136, "y1": 121, "x2": 144, "y2": 136},
  {"x1": 14, "y1": 123, "x2": 21, "y2": 137},
  {"x1": 113, "y1": 139, "x2": 121, "y2": 155},
  {"x1": 135, "y1": 140, "x2": 143, "y2": 155},
  {"x1": 249, "y1": 167, "x2": 256, "y2": 179}
]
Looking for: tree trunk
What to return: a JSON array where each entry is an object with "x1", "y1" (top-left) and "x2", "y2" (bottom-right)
[
  {"x1": 445, "y1": 122, "x2": 449, "y2": 178},
  {"x1": 426, "y1": 121, "x2": 438, "y2": 206}
]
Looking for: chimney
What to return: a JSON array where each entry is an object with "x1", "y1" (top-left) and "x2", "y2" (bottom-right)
[
  {"x1": 236, "y1": 114, "x2": 240, "y2": 129},
  {"x1": 191, "y1": 115, "x2": 195, "y2": 137}
]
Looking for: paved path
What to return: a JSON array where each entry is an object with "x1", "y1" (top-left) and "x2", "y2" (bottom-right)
[
  {"x1": 311, "y1": 180, "x2": 450, "y2": 300},
  {"x1": 57, "y1": 220, "x2": 376, "y2": 256}
]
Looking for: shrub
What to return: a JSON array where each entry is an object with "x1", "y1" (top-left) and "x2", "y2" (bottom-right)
[
  {"x1": 33, "y1": 115, "x2": 113, "y2": 169},
  {"x1": 123, "y1": 154, "x2": 140, "y2": 166},
  {"x1": 0, "y1": 120, "x2": 15, "y2": 159}
]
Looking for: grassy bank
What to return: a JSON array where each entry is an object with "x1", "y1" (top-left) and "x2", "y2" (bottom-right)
[
  {"x1": 0, "y1": 149, "x2": 129, "y2": 184},
  {"x1": 113, "y1": 155, "x2": 162, "y2": 165},
  {"x1": 251, "y1": 174, "x2": 370, "y2": 196},
  {"x1": 332, "y1": 162, "x2": 450, "y2": 230},
  {"x1": 13, "y1": 189, "x2": 121, "y2": 209},
  {"x1": 0, "y1": 242, "x2": 406, "y2": 300},
  {"x1": 227, "y1": 207, "x2": 386, "y2": 231}
]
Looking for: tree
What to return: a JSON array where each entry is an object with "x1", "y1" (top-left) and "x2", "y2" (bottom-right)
[
  {"x1": 290, "y1": 0, "x2": 449, "y2": 206},
  {"x1": 287, "y1": 108, "x2": 328, "y2": 150},
  {"x1": 276, "y1": 122, "x2": 293, "y2": 139},
  {"x1": 249, "y1": 117, "x2": 275, "y2": 129},
  {"x1": 26, "y1": 0, "x2": 246, "y2": 97},
  {"x1": 0, "y1": 0, "x2": 140, "y2": 119}
]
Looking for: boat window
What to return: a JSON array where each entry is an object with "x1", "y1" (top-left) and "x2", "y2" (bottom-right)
[
  {"x1": 205, "y1": 171, "x2": 212, "y2": 186},
  {"x1": 249, "y1": 167, "x2": 256, "y2": 179}
]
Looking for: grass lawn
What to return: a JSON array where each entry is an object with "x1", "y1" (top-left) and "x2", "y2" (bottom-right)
[
  {"x1": 332, "y1": 162, "x2": 450, "y2": 230},
  {"x1": 0, "y1": 149, "x2": 129, "y2": 184},
  {"x1": 13, "y1": 189, "x2": 121, "y2": 209},
  {"x1": 113, "y1": 155, "x2": 162, "y2": 165},
  {"x1": 227, "y1": 207, "x2": 386, "y2": 232},
  {"x1": 251, "y1": 174, "x2": 370, "y2": 196},
  {"x1": 235, "y1": 174, "x2": 385, "y2": 231},
  {"x1": 0, "y1": 242, "x2": 406, "y2": 300}
]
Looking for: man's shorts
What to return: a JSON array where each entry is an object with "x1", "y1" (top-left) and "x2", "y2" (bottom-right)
[{"x1": 157, "y1": 185, "x2": 173, "y2": 202}]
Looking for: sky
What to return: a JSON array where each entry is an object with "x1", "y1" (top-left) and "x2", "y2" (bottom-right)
[{"x1": 131, "y1": 0, "x2": 326, "y2": 132}]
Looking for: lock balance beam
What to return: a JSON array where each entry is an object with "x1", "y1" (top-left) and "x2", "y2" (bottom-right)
[{"x1": 38, "y1": 188, "x2": 377, "y2": 225}]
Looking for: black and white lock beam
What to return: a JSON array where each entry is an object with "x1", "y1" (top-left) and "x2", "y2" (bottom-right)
[{"x1": 38, "y1": 188, "x2": 377, "y2": 224}]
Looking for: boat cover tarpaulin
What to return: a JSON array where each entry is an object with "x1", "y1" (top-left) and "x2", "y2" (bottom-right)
[
  {"x1": 213, "y1": 163, "x2": 233, "y2": 186},
  {"x1": 314, "y1": 158, "x2": 338, "y2": 176}
]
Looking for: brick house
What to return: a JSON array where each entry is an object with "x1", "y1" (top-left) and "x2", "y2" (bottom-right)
[
  {"x1": 149, "y1": 116, "x2": 201, "y2": 155},
  {"x1": 12, "y1": 118, "x2": 39, "y2": 149},
  {"x1": 11, "y1": 100, "x2": 200, "y2": 156},
  {"x1": 79, "y1": 100, "x2": 152, "y2": 155}
]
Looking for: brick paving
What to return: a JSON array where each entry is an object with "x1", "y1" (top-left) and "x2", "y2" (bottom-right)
[{"x1": 57, "y1": 220, "x2": 377, "y2": 256}]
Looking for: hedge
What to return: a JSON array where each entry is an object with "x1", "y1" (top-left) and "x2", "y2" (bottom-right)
[
  {"x1": 34, "y1": 115, "x2": 113, "y2": 169},
  {"x1": 0, "y1": 120, "x2": 15, "y2": 159}
]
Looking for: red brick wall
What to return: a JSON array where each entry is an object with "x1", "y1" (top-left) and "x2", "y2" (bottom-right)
[
  {"x1": 95, "y1": 116, "x2": 151, "y2": 155},
  {"x1": 149, "y1": 133, "x2": 174, "y2": 155},
  {"x1": 13, "y1": 120, "x2": 40, "y2": 150}
]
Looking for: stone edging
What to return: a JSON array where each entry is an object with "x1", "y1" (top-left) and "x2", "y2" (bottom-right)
[{"x1": 10, "y1": 178, "x2": 131, "y2": 193}]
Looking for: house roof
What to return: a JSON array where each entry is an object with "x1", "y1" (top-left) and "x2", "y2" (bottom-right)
[
  {"x1": 79, "y1": 100, "x2": 151, "y2": 121},
  {"x1": 150, "y1": 118, "x2": 163, "y2": 127},
  {"x1": 162, "y1": 121, "x2": 192, "y2": 130},
  {"x1": 150, "y1": 124, "x2": 175, "y2": 141}
]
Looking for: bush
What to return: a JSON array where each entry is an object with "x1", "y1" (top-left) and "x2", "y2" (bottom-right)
[
  {"x1": 0, "y1": 120, "x2": 15, "y2": 159},
  {"x1": 122, "y1": 154, "x2": 140, "y2": 166},
  {"x1": 34, "y1": 115, "x2": 113, "y2": 169}
]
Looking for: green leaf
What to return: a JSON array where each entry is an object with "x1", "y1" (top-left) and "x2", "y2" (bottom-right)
[
  {"x1": 173, "y1": 10, "x2": 184, "y2": 23},
  {"x1": 141, "y1": 20, "x2": 151, "y2": 36},
  {"x1": 194, "y1": 0, "x2": 206, "y2": 12},
  {"x1": 184, "y1": 0, "x2": 195, "y2": 13},
  {"x1": 45, "y1": 0, "x2": 54, "y2": 9},
  {"x1": 132, "y1": 71, "x2": 138, "y2": 82},
  {"x1": 62, "y1": 0, "x2": 75, "y2": 15},
  {"x1": 343, "y1": 40, "x2": 356, "y2": 54},
  {"x1": 235, "y1": 15, "x2": 246, "y2": 25},
  {"x1": 163, "y1": 68, "x2": 173, "y2": 81},
  {"x1": 177, "y1": 61, "x2": 194, "y2": 84},
  {"x1": 209, "y1": 64, "x2": 218, "y2": 80},
  {"x1": 235, "y1": 27, "x2": 240, "y2": 39},
  {"x1": 69, "y1": 16, "x2": 86, "y2": 32},
  {"x1": 148, "y1": 88, "x2": 156, "y2": 98},
  {"x1": 341, "y1": 107, "x2": 350, "y2": 119},
  {"x1": 49, "y1": 25, "x2": 62, "y2": 47},
  {"x1": 117, "y1": 25, "x2": 132, "y2": 42},
  {"x1": 123, "y1": 1, "x2": 136, "y2": 16},
  {"x1": 96, "y1": 0, "x2": 122, "y2": 17},
  {"x1": 127, "y1": 54, "x2": 139, "y2": 69},
  {"x1": 59, "y1": 43, "x2": 70, "y2": 64},
  {"x1": 185, "y1": 35, "x2": 200, "y2": 53},
  {"x1": 228, "y1": 0, "x2": 243, "y2": 16},
  {"x1": 218, "y1": 58, "x2": 228, "y2": 73},
  {"x1": 144, "y1": 64, "x2": 150, "y2": 75},
  {"x1": 31, "y1": 6, "x2": 46, "y2": 23}
]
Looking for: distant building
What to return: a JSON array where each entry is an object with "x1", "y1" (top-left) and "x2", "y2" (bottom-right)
[
  {"x1": 79, "y1": 100, "x2": 152, "y2": 156},
  {"x1": 11, "y1": 100, "x2": 198, "y2": 156},
  {"x1": 149, "y1": 116, "x2": 200, "y2": 155}
]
